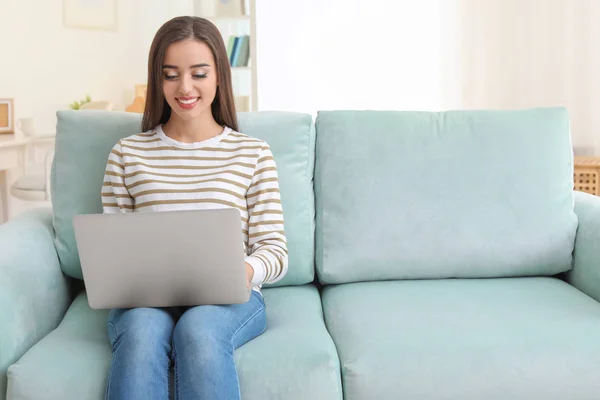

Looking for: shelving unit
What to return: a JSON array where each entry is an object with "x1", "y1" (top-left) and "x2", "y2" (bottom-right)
[{"x1": 193, "y1": 0, "x2": 257, "y2": 112}]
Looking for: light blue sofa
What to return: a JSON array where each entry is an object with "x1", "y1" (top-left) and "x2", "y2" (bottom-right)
[{"x1": 2, "y1": 108, "x2": 600, "y2": 399}]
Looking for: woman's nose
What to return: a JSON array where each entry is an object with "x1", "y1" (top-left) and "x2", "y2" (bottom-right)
[{"x1": 178, "y1": 76, "x2": 192, "y2": 95}]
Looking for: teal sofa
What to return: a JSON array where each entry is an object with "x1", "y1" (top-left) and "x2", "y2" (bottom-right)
[{"x1": 2, "y1": 108, "x2": 600, "y2": 399}]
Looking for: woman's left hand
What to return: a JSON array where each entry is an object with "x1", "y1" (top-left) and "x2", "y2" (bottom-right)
[{"x1": 245, "y1": 263, "x2": 254, "y2": 289}]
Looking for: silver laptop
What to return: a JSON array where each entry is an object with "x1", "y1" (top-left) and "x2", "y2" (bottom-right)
[{"x1": 72, "y1": 208, "x2": 251, "y2": 309}]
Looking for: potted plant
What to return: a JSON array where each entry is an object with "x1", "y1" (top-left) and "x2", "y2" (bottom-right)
[{"x1": 69, "y1": 95, "x2": 92, "y2": 110}]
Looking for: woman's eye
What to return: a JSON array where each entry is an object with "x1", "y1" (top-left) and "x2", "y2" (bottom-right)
[
  {"x1": 193, "y1": 74, "x2": 207, "y2": 79},
  {"x1": 164, "y1": 75, "x2": 178, "y2": 80}
]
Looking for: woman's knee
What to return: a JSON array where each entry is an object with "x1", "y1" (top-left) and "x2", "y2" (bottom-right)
[
  {"x1": 108, "y1": 307, "x2": 175, "y2": 358},
  {"x1": 173, "y1": 307, "x2": 230, "y2": 358}
]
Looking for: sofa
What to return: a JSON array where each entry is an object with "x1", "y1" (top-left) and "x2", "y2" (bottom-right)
[{"x1": 2, "y1": 107, "x2": 600, "y2": 400}]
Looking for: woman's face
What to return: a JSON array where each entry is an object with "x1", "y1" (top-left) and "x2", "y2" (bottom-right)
[{"x1": 161, "y1": 39, "x2": 218, "y2": 122}]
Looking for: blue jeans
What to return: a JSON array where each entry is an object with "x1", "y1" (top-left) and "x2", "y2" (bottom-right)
[{"x1": 105, "y1": 290, "x2": 266, "y2": 400}]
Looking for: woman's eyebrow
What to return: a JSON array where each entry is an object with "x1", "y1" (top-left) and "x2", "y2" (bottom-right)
[{"x1": 162, "y1": 63, "x2": 210, "y2": 69}]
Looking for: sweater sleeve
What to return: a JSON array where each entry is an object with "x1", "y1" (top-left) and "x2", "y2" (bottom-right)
[
  {"x1": 245, "y1": 145, "x2": 289, "y2": 286},
  {"x1": 101, "y1": 141, "x2": 134, "y2": 214}
]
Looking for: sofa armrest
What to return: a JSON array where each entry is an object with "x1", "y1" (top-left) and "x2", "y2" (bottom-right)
[
  {"x1": 0, "y1": 208, "x2": 71, "y2": 399},
  {"x1": 567, "y1": 191, "x2": 600, "y2": 303}
]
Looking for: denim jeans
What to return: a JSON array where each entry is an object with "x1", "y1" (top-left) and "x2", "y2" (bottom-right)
[{"x1": 105, "y1": 290, "x2": 266, "y2": 400}]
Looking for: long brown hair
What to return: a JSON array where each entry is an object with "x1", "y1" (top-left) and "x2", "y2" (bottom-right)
[{"x1": 141, "y1": 16, "x2": 238, "y2": 132}]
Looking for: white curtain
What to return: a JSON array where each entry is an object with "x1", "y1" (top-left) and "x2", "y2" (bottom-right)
[
  {"x1": 256, "y1": 0, "x2": 600, "y2": 154},
  {"x1": 451, "y1": 0, "x2": 600, "y2": 155},
  {"x1": 256, "y1": 0, "x2": 449, "y2": 115}
]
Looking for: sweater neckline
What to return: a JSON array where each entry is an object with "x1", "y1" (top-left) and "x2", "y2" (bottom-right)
[{"x1": 156, "y1": 124, "x2": 231, "y2": 149}]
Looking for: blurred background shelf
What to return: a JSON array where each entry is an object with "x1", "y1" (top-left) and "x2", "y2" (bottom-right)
[{"x1": 193, "y1": 0, "x2": 257, "y2": 112}]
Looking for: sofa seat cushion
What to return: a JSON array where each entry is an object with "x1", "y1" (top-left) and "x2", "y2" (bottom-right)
[
  {"x1": 7, "y1": 285, "x2": 342, "y2": 400},
  {"x1": 321, "y1": 277, "x2": 600, "y2": 400},
  {"x1": 6, "y1": 292, "x2": 111, "y2": 400}
]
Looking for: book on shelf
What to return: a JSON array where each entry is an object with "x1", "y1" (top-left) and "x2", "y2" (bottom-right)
[{"x1": 226, "y1": 35, "x2": 250, "y2": 67}]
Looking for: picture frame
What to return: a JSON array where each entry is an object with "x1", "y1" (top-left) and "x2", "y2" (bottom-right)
[
  {"x1": 63, "y1": 0, "x2": 118, "y2": 31},
  {"x1": 0, "y1": 98, "x2": 14, "y2": 134}
]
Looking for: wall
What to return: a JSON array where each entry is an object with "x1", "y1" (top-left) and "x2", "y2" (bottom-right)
[
  {"x1": 4, "y1": 0, "x2": 451, "y2": 123},
  {"x1": 0, "y1": 0, "x2": 192, "y2": 134}
]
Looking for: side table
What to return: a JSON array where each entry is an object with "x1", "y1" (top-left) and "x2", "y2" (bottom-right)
[{"x1": 574, "y1": 156, "x2": 600, "y2": 196}]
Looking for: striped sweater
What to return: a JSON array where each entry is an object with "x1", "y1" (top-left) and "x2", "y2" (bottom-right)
[{"x1": 101, "y1": 124, "x2": 288, "y2": 287}]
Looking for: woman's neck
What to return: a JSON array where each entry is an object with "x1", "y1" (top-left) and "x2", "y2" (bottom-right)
[{"x1": 162, "y1": 113, "x2": 224, "y2": 143}]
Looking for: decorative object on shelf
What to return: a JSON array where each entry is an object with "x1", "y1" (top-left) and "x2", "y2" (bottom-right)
[
  {"x1": 126, "y1": 84, "x2": 147, "y2": 114},
  {"x1": 69, "y1": 95, "x2": 92, "y2": 110},
  {"x1": 79, "y1": 101, "x2": 113, "y2": 111},
  {"x1": 194, "y1": 0, "x2": 246, "y2": 18},
  {"x1": 574, "y1": 156, "x2": 600, "y2": 196},
  {"x1": 17, "y1": 117, "x2": 37, "y2": 137},
  {"x1": 0, "y1": 98, "x2": 14, "y2": 134},
  {"x1": 63, "y1": 0, "x2": 118, "y2": 31}
]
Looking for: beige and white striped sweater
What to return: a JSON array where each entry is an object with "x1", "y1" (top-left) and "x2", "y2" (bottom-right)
[{"x1": 101, "y1": 124, "x2": 288, "y2": 287}]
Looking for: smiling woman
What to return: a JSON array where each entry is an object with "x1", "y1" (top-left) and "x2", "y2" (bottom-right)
[{"x1": 100, "y1": 15, "x2": 288, "y2": 400}]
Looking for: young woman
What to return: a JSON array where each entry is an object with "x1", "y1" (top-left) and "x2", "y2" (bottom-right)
[{"x1": 101, "y1": 16, "x2": 288, "y2": 400}]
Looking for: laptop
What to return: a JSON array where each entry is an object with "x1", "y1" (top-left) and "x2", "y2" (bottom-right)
[{"x1": 72, "y1": 208, "x2": 251, "y2": 309}]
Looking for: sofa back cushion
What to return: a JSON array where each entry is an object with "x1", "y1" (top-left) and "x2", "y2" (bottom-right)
[
  {"x1": 52, "y1": 110, "x2": 315, "y2": 287},
  {"x1": 314, "y1": 108, "x2": 577, "y2": 284}
]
